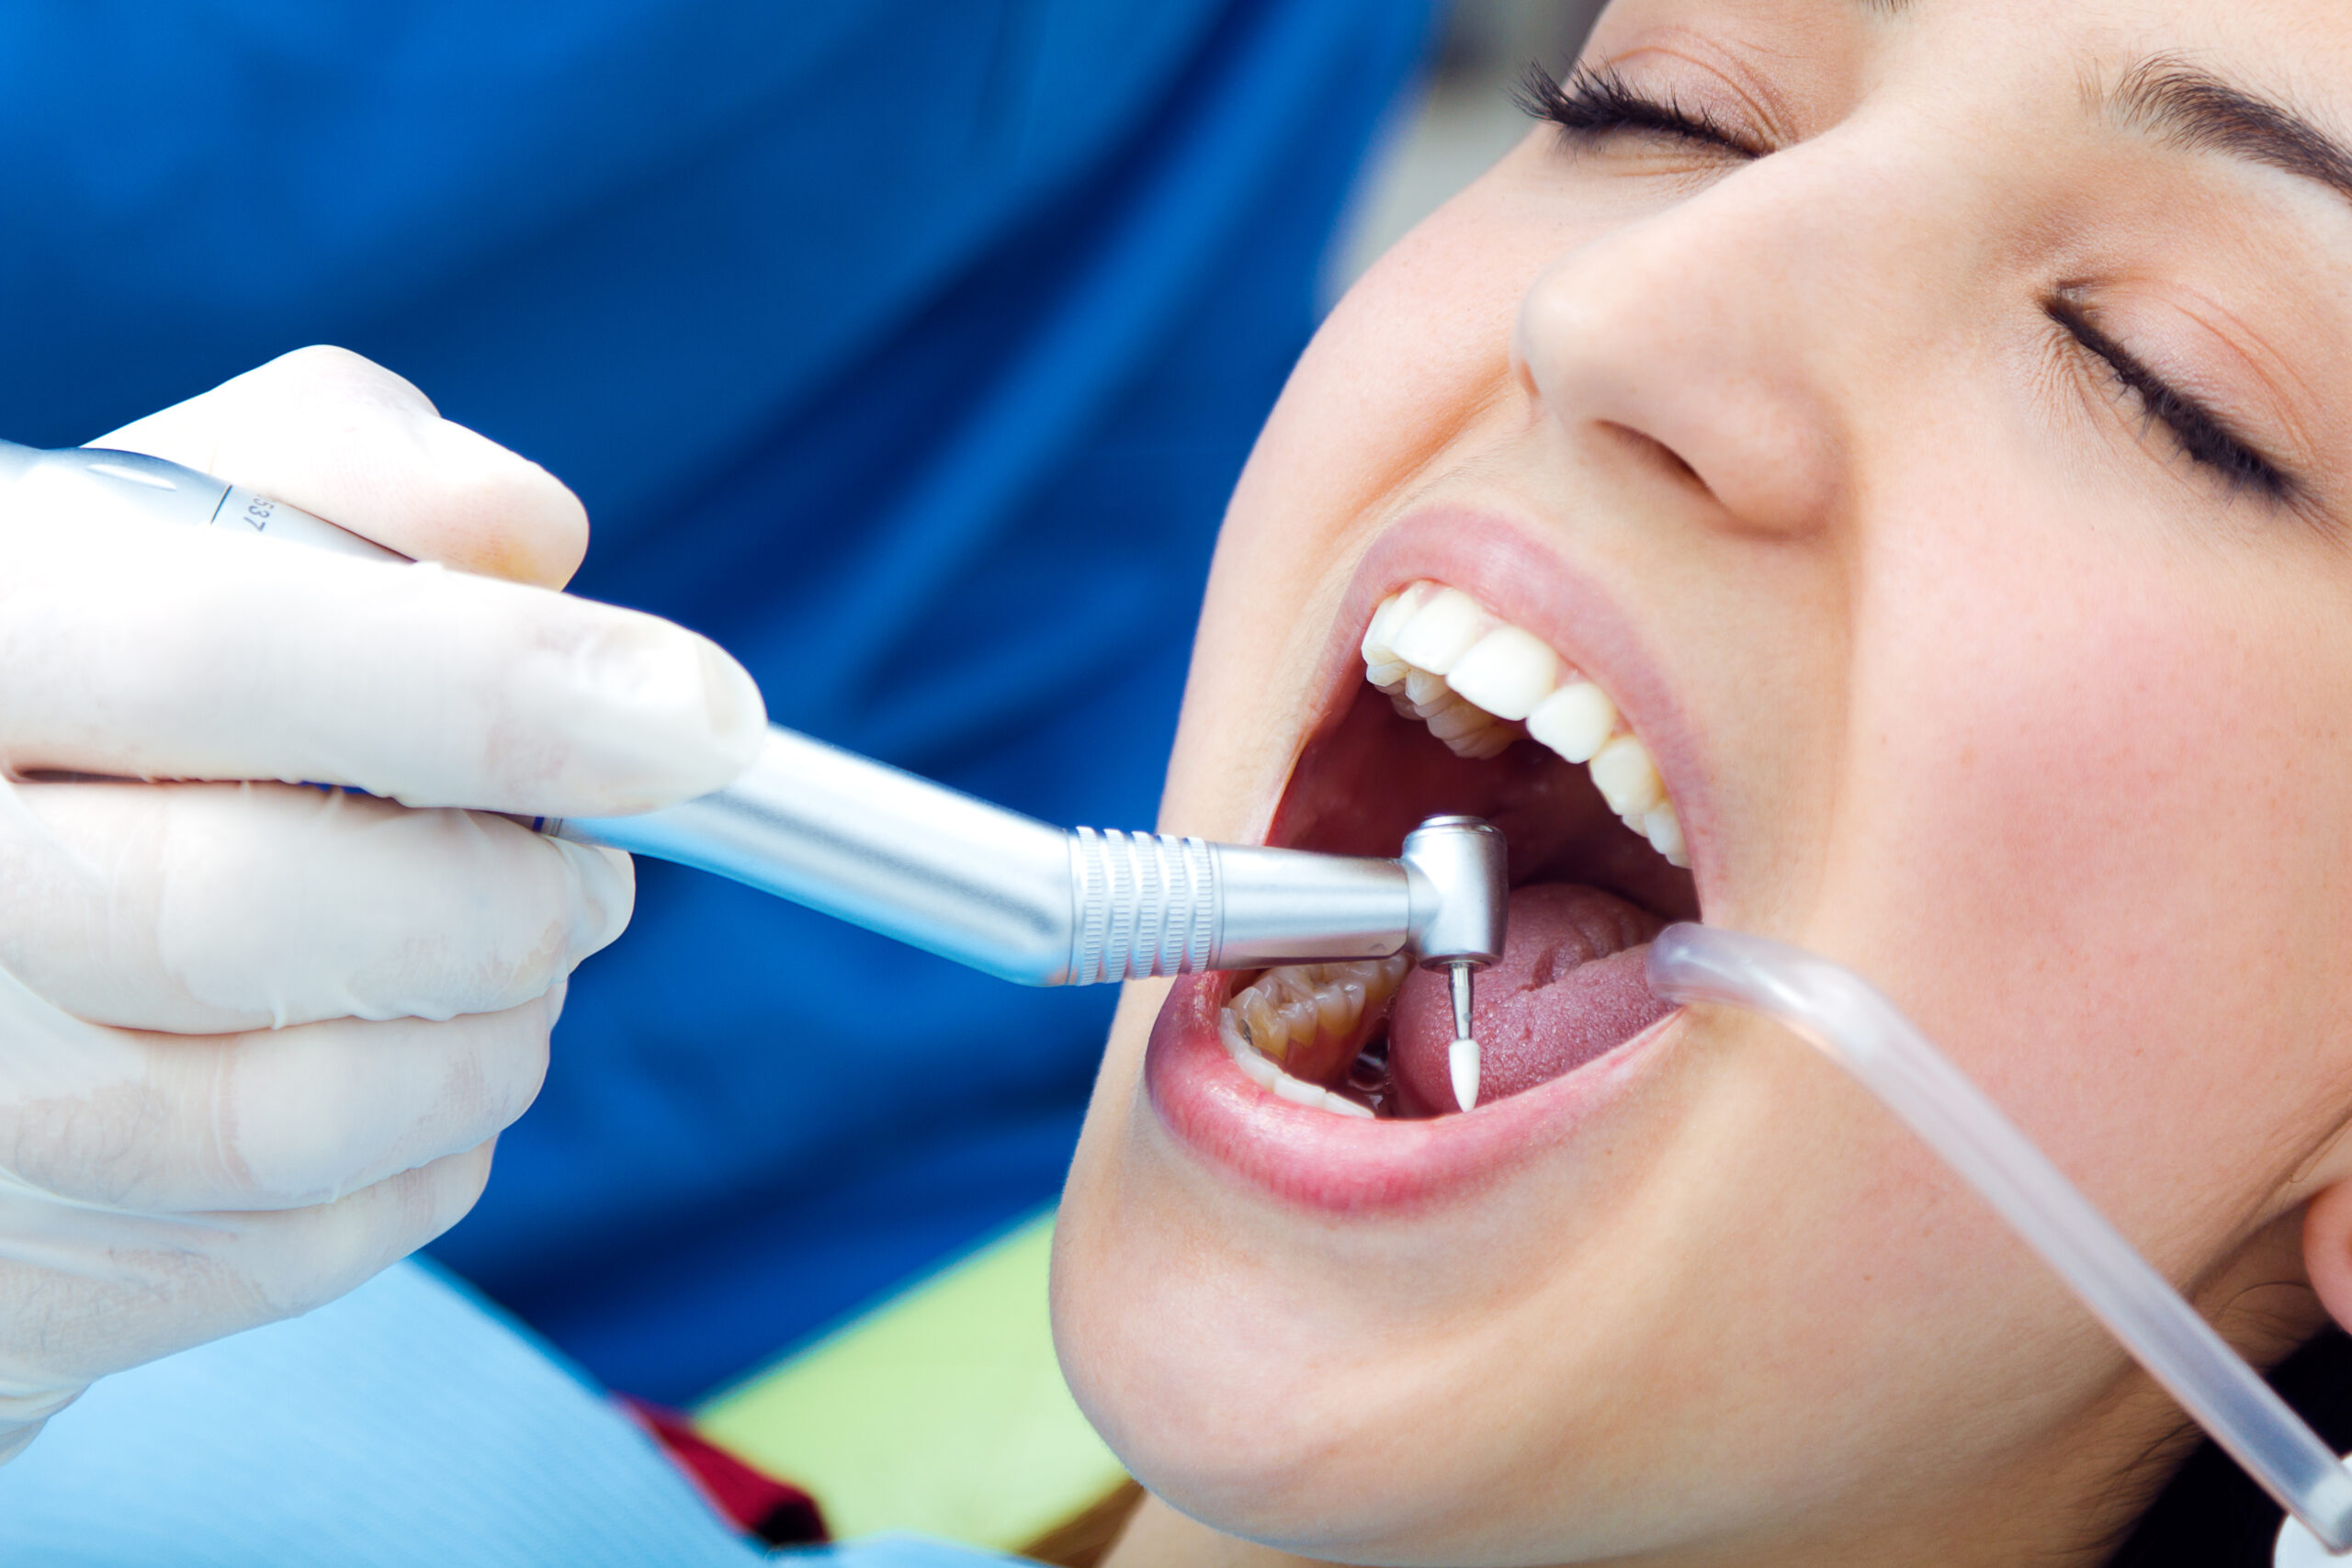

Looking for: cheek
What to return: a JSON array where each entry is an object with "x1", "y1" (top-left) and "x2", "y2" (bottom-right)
[
  {"x1": 1169, "y1": 151, "x2": 1620, "y2": 840},
  {"x1": 1247, "y1": 130, "x2": 1564, "y2": 516},
  {"x1": 1827, "y1": 534, "x2": 2352, "y2": 1245}
]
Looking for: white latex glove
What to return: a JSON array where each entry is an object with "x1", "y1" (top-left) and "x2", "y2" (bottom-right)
[{"x1": 0, "y1": 346, "x2": 766, "y2": 1460}]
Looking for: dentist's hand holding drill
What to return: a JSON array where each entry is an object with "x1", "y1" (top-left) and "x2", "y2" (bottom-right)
[{"x1": 0, "y1": 348, "x2": 765, "y2": 1458}]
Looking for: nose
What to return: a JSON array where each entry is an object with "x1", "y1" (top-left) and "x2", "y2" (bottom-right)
[{"x1": 1512, "y1": 145, "x2": 1904, "y2": 540}]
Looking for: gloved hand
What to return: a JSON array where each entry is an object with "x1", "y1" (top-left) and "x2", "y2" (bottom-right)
[{"x1": 0, "y1": 346, "x2": 765, "y2": 1460}]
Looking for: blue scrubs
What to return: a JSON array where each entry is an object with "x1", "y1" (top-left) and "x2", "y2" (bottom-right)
[
  {"x1": 0, "y1": 1258, "x2": 965, "y2": 1565},
  {"x1": 0, "y1": 0, "x2": 1432, "y2": 1403}
]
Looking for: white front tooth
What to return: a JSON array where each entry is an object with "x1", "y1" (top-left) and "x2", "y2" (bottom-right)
[
  {"x1": 1387, "y1": 587, "x2": 1488, "y2": 675},
  {"x1": 1643, "y1": 804, "x2": 1688, "y2": 867},
  {"x1": 1443, "y1": 626, "x2": 1561, "y2": 721},
  {"x1": 1590, "y1": 735, "x2": 1667, "y2": 817},
  {"x1": 1403, "y1": 668, "x2": 1452, "y2": 708},
  {"x1": 1365, "y1": 659, "x2": 1411, "y2": 690},
  {"x1": 1526, "y1": 680, "x2": 1616, "y2": 764},
  {"x1": 1360, "y1": 584, "x2": 1433, "y2": 667},
  {"x1": 1360, "y1": 593, "x2": 1409, "y2": 667},
  {"x1": 1322, "y1": 1091, "x2": 1375, "y2": 1119}
]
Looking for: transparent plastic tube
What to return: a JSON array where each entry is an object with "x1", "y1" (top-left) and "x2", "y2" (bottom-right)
[{"x1": 1646, "y1": 924, "x2": 2352, "y2": 1554}]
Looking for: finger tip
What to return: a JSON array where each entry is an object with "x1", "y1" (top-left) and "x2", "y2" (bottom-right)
[
  {"x1": 698, "y1": 641, "x2": 769, "y2": 773},
  {"x1": 551, "y1": 839, "x2": 635, "y2": 961},
  {"x1": 410, "y1": 421, "x2": 589, "y2": 587}
]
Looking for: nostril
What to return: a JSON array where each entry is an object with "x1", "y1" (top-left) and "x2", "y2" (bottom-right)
[{"x1": 1600, "y1": 421, "x2": 1706, "y2": 492}]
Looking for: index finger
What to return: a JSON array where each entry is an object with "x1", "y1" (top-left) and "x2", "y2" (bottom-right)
[{"x1": 95, "y1": 346, "x2": 589, "y2": 589}]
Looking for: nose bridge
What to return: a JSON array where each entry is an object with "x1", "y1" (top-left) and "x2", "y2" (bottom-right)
[{"x1": 1515, "y1": 137, "x2": 1925, "y2": 539}]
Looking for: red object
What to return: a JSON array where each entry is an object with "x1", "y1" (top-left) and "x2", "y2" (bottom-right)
[{"x1": 618, "y1": 1395, "x2": 829, "y2": 1546}]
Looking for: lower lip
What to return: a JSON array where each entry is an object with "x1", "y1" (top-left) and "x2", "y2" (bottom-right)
[{"x1": 1143, "y1": 973, "x2": 1685, "y2": 1213}]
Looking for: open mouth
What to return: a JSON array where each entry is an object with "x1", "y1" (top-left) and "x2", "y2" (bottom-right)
[{"x1": 1191, "y1": 578, "x2": 1702, "y2": 1127}]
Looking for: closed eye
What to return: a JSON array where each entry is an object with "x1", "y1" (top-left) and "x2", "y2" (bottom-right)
[
  {"x1": 1518, "y1": 62, "x2": 1770, "y2": 161},
  {"x1": 2044, "y1": 293, "x2": 2294, "y2": 504}
]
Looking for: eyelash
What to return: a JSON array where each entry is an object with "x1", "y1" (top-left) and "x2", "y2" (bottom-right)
[
  {"x1": 1522, "y1": 64, "x2": 2296, "y2": 503},
  {"x1": 1519, "y1": 62, "x2": 1768, "y2": 159},
  {"x1": 2043, "y1": 295, "x2": 2292, "y2": 502}
]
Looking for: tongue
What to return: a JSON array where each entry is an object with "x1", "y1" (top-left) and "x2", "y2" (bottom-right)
[{"x1": 1390, "y1": 884, "x2": 1671, "y2": 1114}]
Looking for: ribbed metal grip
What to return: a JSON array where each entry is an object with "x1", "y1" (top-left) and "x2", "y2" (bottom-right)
[
  {"x1": 1068, "y1": 829, "x2": 1218, "y2": 985},
  {"x1": 1063, "y1": 831, "x2": 1430, "y2": 982}
]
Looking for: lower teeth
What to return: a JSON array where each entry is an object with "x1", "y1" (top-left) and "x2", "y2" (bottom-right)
[{"x1": 1219, "y1": 957, "x2": 1411, "y2": 1118}]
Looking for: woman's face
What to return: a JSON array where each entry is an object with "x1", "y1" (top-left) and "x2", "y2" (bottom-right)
[{"x1": 1055, "y1": 1, "x2": 2352, "y2": 1562}]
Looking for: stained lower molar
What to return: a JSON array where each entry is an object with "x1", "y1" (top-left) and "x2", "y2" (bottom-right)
[
  {"x1": 1359, "y1": 581, "x2": 1690, "y2": 869},
  {"x1": 1221, "y1": 957, "x2": 1413, "y2": 1117}
]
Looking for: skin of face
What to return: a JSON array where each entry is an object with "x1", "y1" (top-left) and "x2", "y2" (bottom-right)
[
  {"x1": 1048, "y1": 0, "x2": 2352, "y2": 1561},
  {"x1": 1051, "y1": 2, "x2": 2352, "y2": 1564}
]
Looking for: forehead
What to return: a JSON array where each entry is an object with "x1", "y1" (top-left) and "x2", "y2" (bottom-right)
[
  {"x1": 1864, "y1": 0, "x2": 2352, "y2": 87},
  {"x1": 1594, "y1": 0, "x2": 2352, "y2": 197},
  {"x1": 1599, "y1": 0, "x2": 2352, "y2": 88}
]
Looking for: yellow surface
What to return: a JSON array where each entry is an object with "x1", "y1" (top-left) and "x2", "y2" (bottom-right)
[{"x1": 692, "y1": 1209, "x2": 1127, "y2": 1551}]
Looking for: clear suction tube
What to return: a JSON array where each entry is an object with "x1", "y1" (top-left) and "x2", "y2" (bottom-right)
[{"x1": 1646, "y1": 925, "x2": 2352, "y2": 1554}]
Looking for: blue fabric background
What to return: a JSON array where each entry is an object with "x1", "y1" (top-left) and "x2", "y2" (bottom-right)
[{"x1": 0, "y1": 0, "x2": 1433, "y2": 1402}]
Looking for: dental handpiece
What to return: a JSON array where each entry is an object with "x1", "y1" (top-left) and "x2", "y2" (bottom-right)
[{"x1": 0, "y1": 440, "x2": 1508, "y2": 1067}]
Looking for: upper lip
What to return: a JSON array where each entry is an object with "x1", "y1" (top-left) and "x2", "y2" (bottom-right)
[{"x1": 1139, "y1": 497, "x2": 1708, "y2": 1213}]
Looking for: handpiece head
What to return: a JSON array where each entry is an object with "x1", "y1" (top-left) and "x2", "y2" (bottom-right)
[{"x1": 1399, "y1": 816, "x2": 1508, "y2": 1111}]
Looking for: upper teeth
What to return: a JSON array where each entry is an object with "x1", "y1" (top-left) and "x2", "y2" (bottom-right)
[{"x1": 1360, "y1": 583, "x2": 1690, "y2": 869}]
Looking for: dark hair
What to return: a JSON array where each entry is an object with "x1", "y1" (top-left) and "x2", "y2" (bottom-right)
[{"x1": 2109, "y1": 1326, "x2": 2352, "y2": 1564}]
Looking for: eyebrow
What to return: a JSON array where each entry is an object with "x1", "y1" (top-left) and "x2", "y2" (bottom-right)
[{"x1": 2107, "y1": 55, "x2": 2352, "y2": 209}]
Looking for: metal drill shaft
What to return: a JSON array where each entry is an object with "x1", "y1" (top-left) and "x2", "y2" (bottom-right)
[
  {"x1": 1447, "y1": 960, "x2": 1482, "y2": 1111},
  {"x1": 559, "y1": 729, "x2": 1505, "y2": 988}
]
